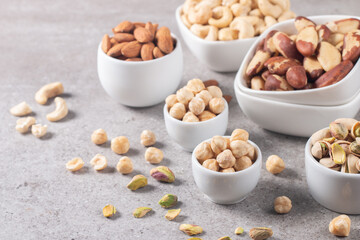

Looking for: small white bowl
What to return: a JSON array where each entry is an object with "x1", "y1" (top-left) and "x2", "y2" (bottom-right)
[
  {"x1": 305, "y1": 137, "x2": 360, "y2": 214},
  {"x1": 192, "y1": 137, "x2": 262, "y2": 204},
  {"x1": 97, "y1": 35, "x2": 183, "y2": 107},
  {"x1": 163, "y1": 100, "x2": 228, "y2": 152},
  {"x1": 236, "y1": 15, "x2": 360, "y2": 106},
  {"x1": 175, "y1": 5, "x2": 257, "y2": 72},
  {"x1": 234, "y1": 76, "x2": 360, "y2": 137}
]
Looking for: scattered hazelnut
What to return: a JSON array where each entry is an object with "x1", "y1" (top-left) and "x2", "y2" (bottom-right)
[
  {"x1": 274, "y1": 196, "x2": 292, "y2": 214},
  {"x1": 196, "y1": 90, "x2": 212, "y2": 106},
  {"x1": 66, "y1": 157, "x2": 84, "y2": 172},
  {"x1": 195, "y1": 142, "x2": 214, "y2": 163},
  {"x1": 207, "y1": 86, "x2": 223, "y2": 98},
  {"x1": 266, "y1": 155, "x2": 285, "y2": 174},
  {"x1": 202, "y1": 159, "x2": 219, "y2": 171},
  {"x1": 210, "y1": 136, "x2": 228, "y2": 155},
  {"x1": 198, "y1": 110, "x2": 216, "y2": 121},
  {"x1": 169, "y1": 102, "x2": 186, "y2": 120},
  {"x1": 188, "y1": 97, "x2": 205, "y2": 115},
  {"x1": 183, "y1": 112, "x2": 199, "y2": 122},
  {"x1": 90, "y1": 154, "x2": 108, "y2": 171},
  {"x1": 216, "y1": 149, "x2": 236, "y2": 168},
  {"x1": 91, "y1": 128, "x2": 108, "y2": 145},
  {"x1": 329, "y1": 215, "x2": 351, "y2": 237},
  {"x1": 176, "y1": 87, "x2": 194, "y2": 105},
  {"x1": 165, "y1": 94, "x2": 178, "y2": 108},
  {"x1": 230, "y1": 129, "x2": 249, "y2": 142},
  {"x1": 116, "y1": 156, "x2": 133, "y2": 174},
  {"x1": 111, "y1": 136, "x2": 130, "y2": 154},
  {"x1": 209, "y1": 97, "x2": 225, "y2": 114},
  {"x1": 230, "y1": 140, "x2": 249, "y2": 158},
  {"x1": 234, "y1": 156, "x2": 252, "y2": 171},
  {"x1": 140, "y1": 130, "x2": 156, "y2": 146},
  {"x1": 220, "y1": 167, "x2": 235, "y2": 173},
  {"x1": 145, "y1": 147, "x2": 163, "y2": 164}
]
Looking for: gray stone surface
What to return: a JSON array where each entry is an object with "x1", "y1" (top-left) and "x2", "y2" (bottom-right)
[{"x1": 1, "y1": 0, "x2": 360, "y2": 239}]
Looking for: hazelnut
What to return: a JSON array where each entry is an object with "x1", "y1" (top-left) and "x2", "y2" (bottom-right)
[
  {"x1": 202, "y1": 159, "x2": 219, "y2": 171},
  {"x1": 176, "y1": 87, "x2": 194, "y2": 105},
  {"x1": 234, "y1": 156, "x2": 252, "y2": 171},
  {"x1": 91, "y1": 128, "x2": 108, "y2": 145},
  {"x1": 186, "y1": 78, "x2": 205, "y2": 93},
  {"x1": 198, "y1": 110, "x2": 216, "y2": 121},
  {"x1": 274, "y1": 196, "x2": 292, "y2": 214},
  {"x1": 66, "y1": 157, "x2": 84, "y2": 172},
  {"x1": 196, "y1": 90, "x2": 213, "y2": 106},
  {"x1": 188, "y1": 97, "x2": 205, "y2": 115},
  {"x1": 145, "y1": 147, "x2": 163, "y2": 164},
  {"x1": 266, "y1": 155, "x2": 285, "y2": 174},
  {"x1": 140, "y1": 130, "x2": 156, "y2": 146},
  {"x1": 246, "y1": 142, "x2": 257, "y2": 160},
  {"x1": 220, "y1": 167, "x2": 235, "y2": 173},
  {"x1": 183, "y1": 112, "x2": 199, "y2": 122},
  {"x1": 195, "y1": 142, "x2": 214, "y2": 163},
  {"x1": 116, "y1": 156, "x2": 133, "y2": 174},
  {"x1": 210, "y1": 136, "x2": 228, "y2": 155},
  {"x1": 216, "y1": 149, "x2": 236, "y2": 168},
  {"x1": 165, "y1": 94, "x2": 178, "y2": 108},
  {"x1": 111, "y1": 136, "x2": 130, "y2": 154},
  {"x1": 90, "y1": 154, "x2": 108, "y2": 171},
  {"x1": 209, "y1": 97, "x2": 225, "y2": 114},
  {"x1": 230, "y1": 129, "x2": 249, "y2": 142},
  {"x1": 230, "y1": 140, "x2": 249, "y2": 158},
  {"x1": 169, "y1": 103, "x2": 186, "y2": 120},
  {"x1": 329, "y1": 215, "x2": 351, "y2": 237},
  {"x1": 207, "y1": 86, "x2": 223, "y2": 98}
]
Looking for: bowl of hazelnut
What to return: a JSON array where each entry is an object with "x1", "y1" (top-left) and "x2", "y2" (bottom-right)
[
  {"x1": 192, "y1": 129, "x2": 262, "y2": 204},
  {"x1": 163, "y1": 78, "x2": 229, "y2": 151},
  {"x1": 305, "y1": 118, "x2": 360, "y2": 214},
  {"x1": 175, "y1": 0, "x2": 296, "y2": 72},
  {"x1": 97, "y1": 21, "x2": 183, "y2": 107}
]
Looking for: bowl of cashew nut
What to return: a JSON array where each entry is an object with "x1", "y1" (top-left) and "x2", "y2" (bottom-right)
[{"x1": 176, "y1": 0, "x2": 296, "y2": 72}]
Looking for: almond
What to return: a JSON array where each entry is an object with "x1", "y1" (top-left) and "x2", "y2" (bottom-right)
[
  {"x1": 246, "y1": 49, "x2": 271, "y2": 77},
  {"x1": 342, "y1": 30, "x2": 360, "y2": 62},
  {"x1": 153, "y1": 47, "x2": 165, "y2": 59},
  {"x1": 314, "y1": 60, "x2": 354, "y2": 88},
  {"x1": 296, "y1": 25, "x2": 318, "y2": 57},
  {"x1": 110, "y1": 38, "x2": 118, "y2": 45},
  {"x1": 107, "y1": 42, "x2": 127, "y2": 57},
  {"x1": 145, "y1": 22, "x2": 157, "y2": 39},
  {"x1": 286, "y1": 65, "x2": 308, "y2": 89},
  {"x1": 114, "y1": 21, "x2": 135, "y2": 33},
  {"x1": 113, "y1": 33, "x2": 135, "y2": 43},
  {"x1": 126, "y1": 58, "x2": 142, "y2": 62},
  {"x1": 155, "y1": 26, "x2": 174, "y2": 54},
  {"x1": 141, "y1": 42, "x2": 155, "y2": 61},
  {"x1": 121, "y1": 41, "x2": 142, "y2": 58},
  {"x1": 101, "y1": 34, "x2": 111, "y2": 53},
  {"x1": 317, "y1": 41, "x2": 341, "y2": 72},
  {"x1": 264, "y1": 56, "x2": 300, "y2": 75},
  {"x1": 133, "y1": 22, "x2": 146, "y2": 28},
  {"x1": 134, "y1": 27, "x2": 153, "y2": 43},
  {"x1": 203, "y1": 79, "x2": 219, "y2": 87},
  {"x1": 223, "y1": 95, "x2": 232, "y2": 103}
]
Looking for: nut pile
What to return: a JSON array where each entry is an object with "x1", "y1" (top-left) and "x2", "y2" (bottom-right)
[
  {"x1": 195, "y1": 129, "x2": 256, "y2": 172},
  {"x1": 181, "y1": 0, "x2": 296, "y2": 41},
  {"x1": 101, "y1": 21, "x2": 175, "y2": 61},
  {"x1": 166, "y1": 79, "x2": 230, "y2": 122},
  {"x1": 310, "y1": 118, "x2": 360, "y2": 173},
  {"x1": 246, "y1": 16, "x2": 360, "y2": 90}
]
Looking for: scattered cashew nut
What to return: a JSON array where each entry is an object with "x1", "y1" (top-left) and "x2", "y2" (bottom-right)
[
  {"x1": 10, "y1": 101, "x2": 32, "y2": 117},
  {"x1": 46, "y1": 97, "x2": 68, "y2": 122},
  {"x1": 209, "y1": 6, "x2": 233, "y2": 28},
  {"x1": 31, "y1": 124, "x2": 48, "y2": 138},
  {"x1": 16, "y1": 116, "x2": 36, "y2": 133},
  {"x1": 35, "y1": 82, "x2": 64, "y2": 105}
]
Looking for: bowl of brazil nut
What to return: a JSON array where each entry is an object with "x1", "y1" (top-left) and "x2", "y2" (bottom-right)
[
  {"x1": 97, "y1": 21, "x2": 183, "y2": 107},
  {"x1": 236, "y1": 15, "x2": 360, "y2": 106},
  {"x1": 175, "y1": 0, "x2": 296, "y2": 72},
  {"x1": 305, "y1": 118, "x2": 360, "y2": 214},
  {"x1": 192, "y1": 129, "x2": 262, "y2": 204}
]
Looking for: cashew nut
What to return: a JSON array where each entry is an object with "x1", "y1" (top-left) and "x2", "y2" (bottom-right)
[
  {"x1": 35, "y1": 82, "x2": 64, "y2": 105},
  {"x1": 187, "y1": 2, "x2": 212, "y2": 24},
  {"x1": 230, "y1": 3, "x2": 251, "y2": 17},
  {"x1": 218, "y1": 27, "x2": 238, "y2": 41},
  {"x1": 10, "y1": 101, "x2": 32, "y2": 117},
  {"x1": 183, "y1": 0, "x2": 201, "y2": 14},
  {"x1": 278, "y1": 10, "x2": 296, "y2": 22},
  {"x1": 249, "y1": 9, "x2": 264, "y2": 18},
  {"x1": 190, "y1": 24, "x2": 218, "y2": 41},
  {"x1": 257, "y1": 0, "x2": 283, "y2": 19},
  {"x1": 16, "y1": 116, "x2": 36, "y2": 133},
  {"x1": 222, "y1": 0, "x2": 237, "y2": 6},
  {"x1": 181, "y1": 14, "x2": 192, "y2": 28},
  {"x1": 203, "y1": 0, "x2": 222, "y2": 8},
  {"x1": 31, "y1": 124, "x2": 48, "y2": 138},
  {"x1": 254, "y1": 18, "x2": 266, "y2": 35},
  {"x1": 46, "y1": 97, "x2": 68, "y2": 122},
  {"x1": 230, "y1": 18, "x2": 255, "y2": 39},
  {"x1": 209, "y1": 6, "x2": 233, "y2": 28}
]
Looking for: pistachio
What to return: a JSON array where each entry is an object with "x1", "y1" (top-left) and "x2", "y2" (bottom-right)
[
  {"x1": 311, "y1": 128, "x2": 331, "y2": 145},
  {"x1": 218, "y1": 237, "x2": 231, "y2": 240},
  {"x1": 341, "y1": 160, "x2": 348, "y2": 173},
  {"x1": 350, "y1": 140, "x2": 360, "y2": 156},
  {"x1": 159, "y1": 194, "x2": 178, "y2": 208},
  {"x1": 331, "y1": 143, "x2": 346, "y2": 165},
  {"x1": 187, "y1": 238, "x2": 202, "y2": 240},
  {"x1": 235, "y1": 227, "x2": 244, "y2": 235},
  {"x1": 335, "y1": 118, "x2": 357, "y2": 131},
  {"x1": 351, "y1": 122, "x2": 360, "y2": 138},
  {"x1": 323, "y1": 137, "x2": 336, "y2": 143},
  {"x1": 329, "y1": 122, "x2": 349, "y2": 140},
  {"x1": 102, "y1": 204, "x2": 116, "y2": 218},
  {"x1": 311, "y1": 141, "x2": 328, "y2": 159},
  {"x1": 165, "y1": 209, "x2": 181, "y2": 221},
  {"x1": 179, "y1": 224, "x2": 203, "y2": 236},
  {"x1": 127, "y1": 174, "x2": 148, "y2": 191},
  {"x1": 249, "y1": 227, "x2": 273, "y2": 240},
  {"x1": 347, "y1": 154, "x2": 359, "y2": 174},
  {"x1": 150, "y1": 166, "x2": 175, "y2": 183},
  {"x1": 319, "y1": 158, "x2": 337, "y2": 168},
  {"x1": 133, "y1": 207, "x2": 152, "y2": 218}
]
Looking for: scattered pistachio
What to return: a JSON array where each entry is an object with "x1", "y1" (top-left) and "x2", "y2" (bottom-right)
[
  {"x1": 103, "y1": 204, "x2": 116, "y2": 218},
  {"x1": 165, "y1": 209, "x2": 181, "y2": 221},
  {"x1": 127, "y1": 174, "x2": 148, "y2": 191},
  {"x1": 150, "y1": 166, "x2": 175, "y2": 183},
  {"x1": 179, "y1": 224, "x2": 203, "y2": 236},
  {"x1": 329, "y1": 215, "x2": 351, "y2": 237},
  {"x1": 249, "y1": 227, "x2": 273, "y2": 240},
  {"x1": 188, "y1": 238, "x2": 202, "y2": 240},
  {"x1": 133, "y1": 207, "x2": 152, "y2": 218},
  {"x1": 217, "y1": 237, "x2": 231, "y2": 240},
  {"x1": 235, "y1": 227, "x2": 244, "y2": 235},
  {"x1": 159, "y1": 194, "x2": 178, "y2": 208}
]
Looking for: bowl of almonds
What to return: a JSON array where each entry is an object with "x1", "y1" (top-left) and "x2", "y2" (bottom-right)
[
  {"x1": 305, "y1": 118, "x2": 360, "y2": 214},
  {"x1": 97, "y1": 21, "x2": 183, "y2": 107}
]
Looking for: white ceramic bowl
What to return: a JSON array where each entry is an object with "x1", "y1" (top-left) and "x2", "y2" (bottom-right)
[
  {"x1": 175, "y1": 5, "x2": 257, "y2": 72},
  {"x1": 192, "y1": 137, "x2": 262, "y2": 204},
  {"x1": 234, "y1": 76, "x2": 360, "y2": 137},
  {"x1": 97, "y1": 35, "x2": 183, "y2": 107},
  {"x1": 236, "y1": 15, "x2": 360, "y2": 106},
  {"x1": 163, "y1": 100, "x2": 228, "y2": 152},
  {"x1": 305, "y1": 137, "x2": 360, "y2": 214}
]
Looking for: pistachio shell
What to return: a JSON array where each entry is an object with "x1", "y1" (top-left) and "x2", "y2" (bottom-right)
[
  {"x1": 249, "y1": 227, "x2": 273, "y2": 240},
  {"x1": 311, "y1": 141, "x2": 329, "y2": 159},
  {"x1": 179, "y1": 224, "x2": 203, "y2": 236},
  {"x1": 335, "y1": 118, "x2": 357, "y2": 131},
  {"x1": 350, "y1": 141, "x2": 360, "y2": 156},
  {"x1": 331, "y1": 143, "x2": 346, "y2": 165},
  {"x1": 347, "y1": 154, "x2": 359, "y2": 174},
  {"x1": 311, "y1": 128, "x2": 331, "y2": 145},
  {"x1": 341, "y1": 161, "x2": 348, "y2": 173},
  {"x1": 127, "y1": 174, "x2": 148, "y2": 191},
  {"x1": 133, "y1": 207, "x2": 152, "y2": 218},
  {"x1": 319, "y1": 157, "x2": 337, "y2": 168},
  {"x1": 159, "y1": 194, "x2": 178, "y2": 208},
  {"x1": 329, "y1": 122, "x2": 349, "y2": 140},
  {"x1": 351, "y1": 121, "x2": 360, "y2": 139}
]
